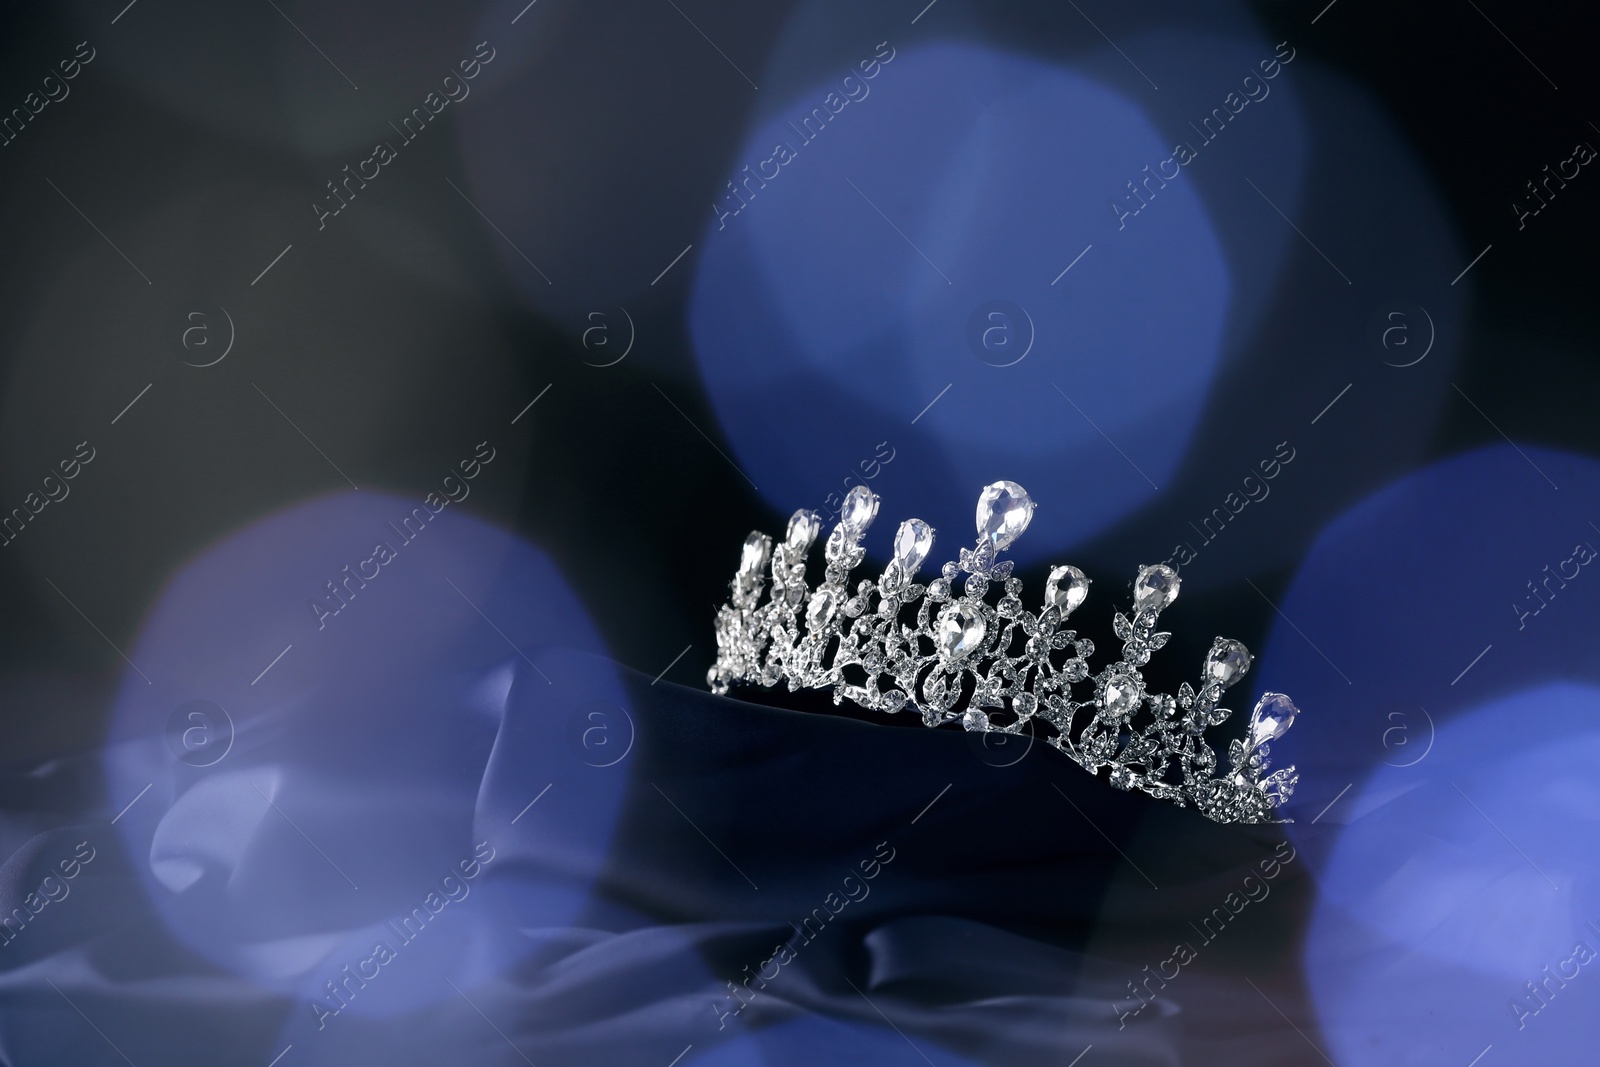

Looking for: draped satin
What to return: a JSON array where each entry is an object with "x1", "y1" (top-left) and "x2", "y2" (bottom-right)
[{"x1": 0, "y1": 657, "x2": 1326, "y2": 1066}]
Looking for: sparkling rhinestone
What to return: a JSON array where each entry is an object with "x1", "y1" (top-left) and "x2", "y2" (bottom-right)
[
  {"x1": 787, "y1": 510, "x2": 822, "y2": 551},
  {"x1": 1102, "y1": 672, "x2": 1142, "y2": 716},
  {"x1": 882, "y1": 690, "x2": 907, "y2": 712},
  {"x1": 1083, "y1": 732, "x2": 1115, "y2": 762},
  {"x1": 975, "y1": 481, "x2": 1034, "y2": 549},
  {"x1": 739, "y1": 532, "x2": 770, "y2": 576},
  {"x1": 839, "y1": 486, "x2": 879, "y2": 534},
  {"x1": 936, "y1": 605, "x2": 986, "y2": 659},
  {"x1": 893, "y1": 518, "x2": 935, "y2": 576},
  {"x1": 1205, "y1": 639, "x2": 1252, "y2": 688},
  {"x1": 964, "y1": 575, "x2": 989, "y2": 599},
  {"x1": 964, "y1": 541, "x2": 996, "y2": 575},
  {"x1": 962, "y1": 708, "x2": 990, "y2": 732},
  {"x1": 1133, "y1": 564, "x2": 1180, "y2": 614},
  {"x1": 1045, "y1": 565, "x2": 1089, "y2": 616},
  {"x1": 928, "y1": 578, "x2": 951, "y2": 600},
  {"x1": 806, "y1": 588, "x2": 838, "y2": 630},
  {"x1": 1249, "y1": 692, "x2": 1299, "y2": 748},
  {"x1": 1013, "y1": 691, "x2": 1038, "y2": 717}
]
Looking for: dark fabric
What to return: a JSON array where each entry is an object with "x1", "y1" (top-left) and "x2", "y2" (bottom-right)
[{"x1": 0, "y1": 653, "x2": 1327, "y2": 1066}]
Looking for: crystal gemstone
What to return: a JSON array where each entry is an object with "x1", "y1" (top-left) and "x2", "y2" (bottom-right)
[
  {"x1": 975, "y1": 481, "x2": 1034, "y2": 549},
  {"x1": 893, "y1": 519, "x2": 935, "y2": 575},
  {"x1": 806, "y1": 588, "x2": 838, "y2": 630},
  {"x1": 839, "y1": 486, "x2": 879, "y2": 534},
  {"x1": 1205, "y1": 639, "x2": 1252, "y2": 687},
  {"x1": 1045, "y1": 565, "x2": 1089, "y2": 615},
  {"x1": 936, "y1": 605, "x2": 986, "y2": 659},
  {"x1": 739, "y1": 532, "x2": 770, "y2": 576},
  {"x1": 1249, "y1": 692, "x2": 1299, "y2": 748},
  {"x1": 1103, "y1": 672, "x2": 1141, "y2": 716},
  {"x1": 1133, "y1": 564, "x2": 1180, "y2": 614},
  {"x1": 787, "y1": 509, "x2": 822, "y2": 551}
]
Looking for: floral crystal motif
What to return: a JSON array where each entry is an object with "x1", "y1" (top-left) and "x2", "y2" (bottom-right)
[{"x1": 708, "y1": 481, "x2": 1301, "y2": 824}]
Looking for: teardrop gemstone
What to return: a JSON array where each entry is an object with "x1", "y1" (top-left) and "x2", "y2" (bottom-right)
[
  {"x1": 893, "y1": 518, "x2": 934, "y2": 576},
  {"x1": 739, "y1": 532, "x2": 771, "y2": 576},
  {"x1": 1133, "y1": 564, "x2": 1180, "y2": 614},
  {"x1": 1205, "y1": 639, "x2": 1252, "y2": 688},
  {"x1": 975, "y1": 481, "x2": 1033, "y2": 549},
  {"x1": 936, "y1": 604, "x2": 986, "y2": 659},
  {"x1": 786, "y1": 509, "x2": 822, "y2": 551},
  {"x1": 1045, "y1": 565, "x2": 1089, "y2": 616},
  {"x1": 839, "y1": 486, "x2": 879, "y2": 534},
  {"x1": 1249, "y1": 692, "x2": 1299, "y2": 748}
]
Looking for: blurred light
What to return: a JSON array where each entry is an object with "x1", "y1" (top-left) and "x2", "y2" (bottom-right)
[
  {"x1": 690, "y1": 40, "x2": 1234, "y2": 562},
  {"x1": 102, "y1": 491, "x2": 630, "y2": 1011},
  {"x1": 1306, "y1": 682, "x2": 1600, "y2": 1065},
  {"x1": 1252, "y1": 444, "x2": 1600, "y2": 820}
]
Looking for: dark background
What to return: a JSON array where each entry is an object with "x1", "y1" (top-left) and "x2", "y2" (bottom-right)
[{"x1": 0, "y1": 0, "x2": 1593, "y2": 755}]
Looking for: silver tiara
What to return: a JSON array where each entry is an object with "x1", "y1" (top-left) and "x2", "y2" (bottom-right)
[{"x1": 708, "y1": 482, "x2": 1301, "y2": 824}]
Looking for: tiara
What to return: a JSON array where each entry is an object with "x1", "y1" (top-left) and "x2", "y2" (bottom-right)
[{"x1": 708, "y1": 481, "x2": 1301, "y2": 824}]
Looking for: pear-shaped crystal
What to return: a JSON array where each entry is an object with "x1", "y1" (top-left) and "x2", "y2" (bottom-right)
[
  {"x1": 1205, "y1": 638, "x2": 1252, "y2": 688},
  {"x1": 1133, "y1": 564, "x2": 1180, "y2": 614},
  {"x1": 975, "y1": 481, "x2": 1034, "y2": 549},
  {"x1": 787, "y1": 509, "x2": 822, "y2": 551},
  {"x1": 739, "y1": 532, "x2": 771, "y2": 576},
  {"x1": 806, "y1": 588, "x2": 838, "y2": 630},
  {"x1": 1045, "y1": 565, "x2": 1089, "y2": 615},
  {"x1": 893, "y1": 519, "x2": 934, "y2": 575},
  {"x1": 936, "y1": 604, "x2": 986, "y2": 659},
  {"x1": 1248, "y1": 692, "x2": 1299, "y2": 747},
  {"x1": 1102, "y1": 671, "x2": 1142, "y2": 716},
  {"x1": 839, "y1": 485, "x2": 879, "y2": 534}
]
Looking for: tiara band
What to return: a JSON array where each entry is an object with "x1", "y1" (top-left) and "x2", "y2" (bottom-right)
[{"x1": 708, "y1": 481, "x2": 1301, "y2": 824}]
